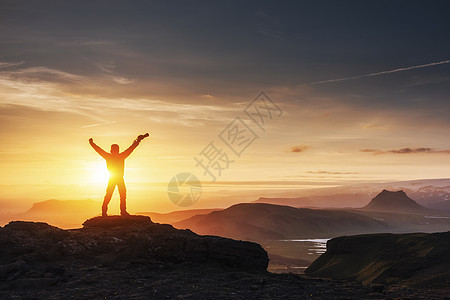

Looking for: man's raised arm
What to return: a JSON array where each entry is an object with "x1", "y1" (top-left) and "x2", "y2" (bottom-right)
[
  {"x1": 89, "y1": 138, "x2": 109, "y2": 159},
  {"x1": 122, "y1": 134, "x2": 148, "y2": 158},
  {"x1": 121, "y1": 137, "x2": 141, "y2": 158}
]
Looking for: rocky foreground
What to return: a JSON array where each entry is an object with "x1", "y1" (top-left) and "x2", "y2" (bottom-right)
[{"x1": 0, "y1": 216, "x2": 448, "y2": 299}]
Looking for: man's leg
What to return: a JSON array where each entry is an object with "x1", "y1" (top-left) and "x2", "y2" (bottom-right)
[
  {"x1": 102, "y1": 178, "x2": 116, "y2": 217},
  {"x1": 117, "y1": 177, "x2": 129, "y2": 216}
]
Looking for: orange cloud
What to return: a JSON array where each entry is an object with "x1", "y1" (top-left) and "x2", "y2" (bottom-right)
[
  {"x1": 290, "y1": 145, "x2": 310, "y2": 153},
  {"x1": 360, "y1": 147, "x2": 450, "y2": 155}
]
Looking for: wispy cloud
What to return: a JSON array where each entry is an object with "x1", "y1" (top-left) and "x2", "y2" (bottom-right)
[
  {"x1": 360, "y1": 147, "x2": 450, "y2": 155},
  {"x1": 109, "y1": 76, "x2": 132, "y2": 84},
  {"x1": 301, "y1": 59, "x2": 450, "y2": 86},
  {"x1": 0, "y1": 65, "x2": 87, "y2": 84},
  {"x1": 0, "y1": 62, "x2": 240, "y2": 125},
  {"x1": 82, "y1": 121, "x2": 116, "y2": 128},
  {"x1": 363, "y1": 124, "x2": 385, "y2": 129},
  {"x1": 95, "y1": 62, "x2": 133, "y2": 84},
  {"x1": 0, "y1": 61, "x2": 25, "y2": 68},
  {"x1": 307, "y1": 170, "x2": 359, "y2": 175},
  {"x1": 95, "y1": 62, "x2": 116, "y2": 73},
  {"x1": 258, "y1": 29, "x2": 284, "y2": 40}
]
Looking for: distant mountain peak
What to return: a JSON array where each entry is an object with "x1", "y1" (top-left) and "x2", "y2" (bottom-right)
[
  {"x1": 25, "y1": 199, "x2": 99, "y2": 214},
  {"x1": 381, "y1": 189, "x2": 405, "y2": 194},
  {"x1": 363, "y1": 189, "x2": 426, "y2": 213}
]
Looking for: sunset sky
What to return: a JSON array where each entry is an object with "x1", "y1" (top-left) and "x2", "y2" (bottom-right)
[{"x1": 1, "y1": 1, "x2": 449, "y2": 213}]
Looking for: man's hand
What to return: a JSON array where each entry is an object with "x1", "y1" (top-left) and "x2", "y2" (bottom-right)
[
  {"x1": 137, "y1": 133, "x2": 149, "y2": 142},
  {"x1": 89, "y1": 138, "x2": 93, "y2": 144}
]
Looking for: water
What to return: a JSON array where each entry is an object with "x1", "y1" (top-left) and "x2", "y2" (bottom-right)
[
  {"x1": 263, "y1": 238, "x2": 330, "y2": 273},
  {"x1": 280, "y1": 238, "x2": 329, "y2": 255}
]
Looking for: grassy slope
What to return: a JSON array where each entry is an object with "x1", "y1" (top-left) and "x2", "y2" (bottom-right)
[{"x1": 305, "y1": 231, "x2": 450, "y2": 288}]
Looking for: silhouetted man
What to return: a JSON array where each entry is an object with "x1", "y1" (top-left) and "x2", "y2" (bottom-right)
[{"x1": 89, "y1": 134, "x2": 148, "y2": 217}]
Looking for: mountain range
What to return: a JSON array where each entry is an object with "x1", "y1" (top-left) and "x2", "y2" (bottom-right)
[
  {"x1": 14, "y1": 199, "x2": 100, "y2": 228},
  {"x1": 174, "y1": 202, "x2": 391, "y2": 241},
  {"x1": 253, "y1": 178, "x2": 450, "y2": 209},
  {"x1": 174, "y1": 189, "x2": 449, "y2": 242}
]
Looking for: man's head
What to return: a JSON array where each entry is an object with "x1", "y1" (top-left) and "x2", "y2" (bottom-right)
[{"x1": 110, "y1": 144, "x2": 120, "y2": 154}]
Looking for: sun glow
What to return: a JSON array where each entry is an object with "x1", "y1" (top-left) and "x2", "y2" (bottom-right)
[{"x1": 86, "y1": 161, "x2": 110, "y2": 184}]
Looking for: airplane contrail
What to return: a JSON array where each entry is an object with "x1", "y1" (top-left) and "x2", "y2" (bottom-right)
[
  {"x1": 301, "y1": 59, "x2": 450, "y2": 86},
  {"x1": 82, "y1": 121, "x2": 116, "y2": 128}
]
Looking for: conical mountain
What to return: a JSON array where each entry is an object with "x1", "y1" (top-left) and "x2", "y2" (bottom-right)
[{"x1": 363, "y1": 189, "x2": 426, "y2": 213}]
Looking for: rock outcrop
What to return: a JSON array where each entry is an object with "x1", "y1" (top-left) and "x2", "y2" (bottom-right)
[{"x1": 0, "y1": 216, "x2": 269, "y2": 275}]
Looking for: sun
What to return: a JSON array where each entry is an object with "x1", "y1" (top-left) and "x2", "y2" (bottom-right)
[{"x1": 87, "y1": 161, "x2": 110, "y2": 184}]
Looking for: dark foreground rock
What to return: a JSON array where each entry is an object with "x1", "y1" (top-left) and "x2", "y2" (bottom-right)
[
  {"x1": 306, "y1": 231, "x2": 450, "y2": 289},
  {"x1": 0, "y1": 216, "x2": 268, "y2": 273},
  {"x1": 0, "y1": 217, "x2": 448, "y2": 299}
]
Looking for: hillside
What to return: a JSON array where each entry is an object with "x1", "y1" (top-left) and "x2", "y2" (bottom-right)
[
  {"x1": 174, "y1": 203, "x2": 390, "y2": 241},
  {"x1": 429, "y1": 200, "x2": 450, "y2": 211},
  {"x1": 137, "y1": 208, "x2": 221, "y2": 224},
  {"x1": 253, "y1": 193, "x2": 372, "y2": 208},
  {"x1": 362, "y1": 190, "x2": 427, "y2": 213},
  {"x1": 306, "y1": 231, "x2": 450, "y2": 289}
]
